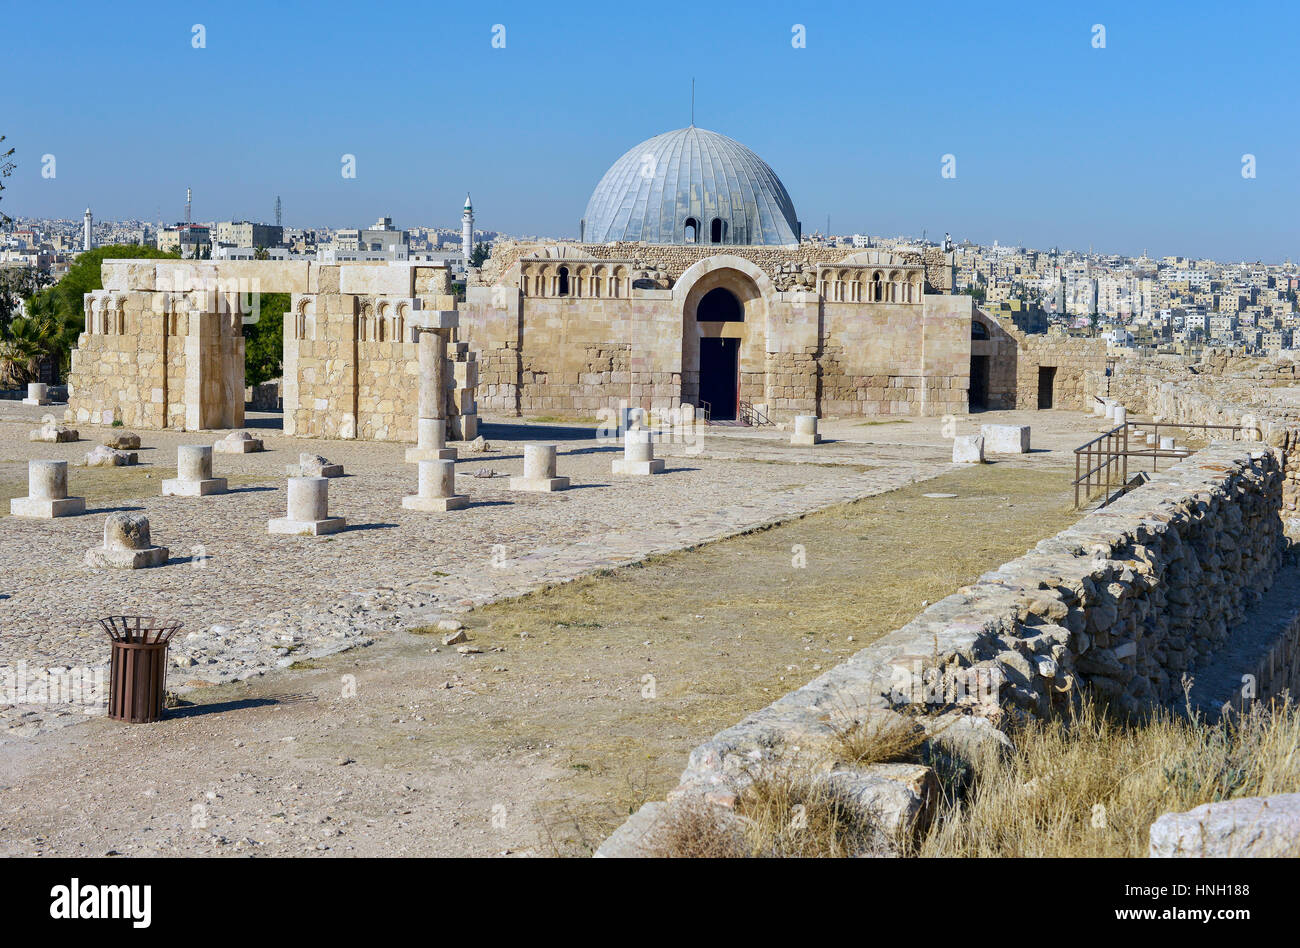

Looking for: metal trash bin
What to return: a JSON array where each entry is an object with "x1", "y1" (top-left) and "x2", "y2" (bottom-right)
[{"x1": 99, "y1": 616, "x2": 183, "y2": 723}]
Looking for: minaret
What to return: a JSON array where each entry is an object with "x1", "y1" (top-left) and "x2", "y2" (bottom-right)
[
  {"x1": 83, "y1": 208, "x2": 93, "y2": 251},
  {"x1": 461, "y1": 194, "x2": 474, "y2": 265}
]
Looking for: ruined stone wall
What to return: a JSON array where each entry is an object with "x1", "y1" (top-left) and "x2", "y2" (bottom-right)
[
  {"x1": 68, "y1": 286, "x2": 244, "y2": 431},
  {"x1": 601, "y1": 441, "x2": 1294, "y2": 855}
]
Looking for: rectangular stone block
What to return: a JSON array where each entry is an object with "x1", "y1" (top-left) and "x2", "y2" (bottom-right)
[
  {"x1": 401, "y1": 495, "x2": 469, "y2": 512},
  {"x1": 162, "y1": 477, "x2": 228, "y2": 497},
  {"x1": 10, "y1": 496, "x2": 86, "y2": 518},
  {"x1": 952, "y1": 435, "x2": 984, "y2": 464},
  {"x1": 612, "y1": 459, "x2": 665, "y2": 475},
  {"x1": 509, "y1": 476, "x2": 570, "y2": 492},
  {"x1": 980, "y1": 424, "x2": 1031, "y2": 454},
  {"x1": 267, "y1": 516, "x2": 347, "y2": 536}
]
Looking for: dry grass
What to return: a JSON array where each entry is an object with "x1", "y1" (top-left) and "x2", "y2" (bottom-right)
[
  {"x1": 916, "y1": 695, "x2": 1300, "y2": 857},
  {"x1": 832, "y1": 709, "x2": 928, "y2": 766},
  {"x1": 645, "y1": 768, "x2": 891, "y2": 858}
]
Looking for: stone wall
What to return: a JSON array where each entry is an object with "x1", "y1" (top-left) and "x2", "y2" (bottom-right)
[
  {"x1": 600, "y1": 441, "x2": 1295, "y2": 855},
  {"x1": 462, "y1": 252, "x2": 972, "y2": 421},
  {"x1": 68, "y1": 285, "x2": 244, "y2": 431},
  {"x1": 65, "y1": 259, "x2": 478, "y2": 443}
]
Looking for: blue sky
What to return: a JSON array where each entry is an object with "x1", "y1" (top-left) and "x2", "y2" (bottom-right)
[{"x1": 4, "y1": 0, "x2": 1296, "y2": 261}]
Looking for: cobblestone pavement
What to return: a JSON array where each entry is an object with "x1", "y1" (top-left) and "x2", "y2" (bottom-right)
[{"x1": 0, "y1": 403, "x2": 1099, "y2": 738}]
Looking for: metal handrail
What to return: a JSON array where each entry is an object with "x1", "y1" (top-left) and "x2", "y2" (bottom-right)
[{"x1": 1072, "y1": 420, "x2": 1261, "y2": 509}]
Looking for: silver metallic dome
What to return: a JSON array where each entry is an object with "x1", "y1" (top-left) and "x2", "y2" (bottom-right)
[{"x1": 581, "y1": 126, "x2": 800, "y2": 246}]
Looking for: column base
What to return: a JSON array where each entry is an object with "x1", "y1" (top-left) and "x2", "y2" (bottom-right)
[
  {"x1": 790, "y1": 433, "x2": 822, "y2": 446},
  {"x1": 401, "y1": 494, "x2": 469, "y2": 512},
  {"x1": 405, "y1": 447, "x2": 458, "y2": 462},
  {"x1": 21, "y1": 398, "x2": 51, "y2": 406},
  {"x1": 162, "y1": 477, "x2": 228, "y2": 497},
  {"x1": 268, "y1": 517, "x2": 347, "y2": 536},
  {"x1": 612, "y1": 459, "x2": 665, "y2": 475},
  {"x1": 85, "y1": 546, "x2": 169, "y2": 569},
  {"x1": 509, "y1": 476, "x2": 570, "y2": 492},
  {"x1": 10, "y1": 496, "x2": 86, "y2": 518}
]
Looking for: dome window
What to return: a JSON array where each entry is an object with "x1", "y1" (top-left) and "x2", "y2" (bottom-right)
[
  {"x1": 710, "y1": 218, "x2": 724, "y2": 243},
  {"x1": 684, "y1": 218, "x2": 699, "y2": 243}
]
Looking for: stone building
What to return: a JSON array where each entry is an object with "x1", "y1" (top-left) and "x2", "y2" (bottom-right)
[
  {"x1": 461, "y1": 125, "x2": 1102, "y2": 421},
  {"x1": 62, "y1": 127, "x2": 1105, "y2": 438}
]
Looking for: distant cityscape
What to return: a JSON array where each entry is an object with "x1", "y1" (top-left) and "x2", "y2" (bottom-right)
[{"x1": 4, "y1": 202, "x2": 1299, "y2": 360}]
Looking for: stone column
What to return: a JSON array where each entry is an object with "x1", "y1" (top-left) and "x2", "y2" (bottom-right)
[
  {"x1": 613, "y1": 429, "x2": 664, "y2": 475},
  {"x1": 406, "y1": 310, "x2": 460, "y2": 462},
  {"x1": 403, "y1": 459, "x2": 468, "y2": 511},
  {"x1": 510, "y1": 444, "x2": 570, "y2": 492},
  {"x1": 269, "y1": 476, "x2": 347, "y2": 535},
  {"x1": 10, "y1": 460, "x2": 85, "y2": 518},
  {"x1": 162, "y1": 445, "x2": 227, "y2": 496}
]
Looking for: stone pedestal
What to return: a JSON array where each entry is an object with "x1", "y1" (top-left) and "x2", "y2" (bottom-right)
[
  {"x1": 215, "y1": 430, "x2": 264, "y2": 453},
  {"x1": 613, "y1": 430, "x2": 665, "y2": 475},
  {"x1": 953, "y1": 435, "x2": 985, "y2": 464},
  {"x1": 10, "y1": 460, "x2": 86, "y2": 517},
  {"x1": 791, "y1": 414, "x2": 822, "y2": 446},
  {"x1": 163, "y1": 445, "x2": 227, "y2": 496},
  {"x1": 269, "y1": 477, "x2": 346, "y2": 535},
  {"x1": 85, "y1": 513, "x2": 168, "y2": 569},
  {"x1": 510, "y1": 444, "x2": 569, "y2": 492},
  {"x1": 402, "y1": 459, "x2": 468, "y2": 511},
  {"x1": 287, "y1": 453, "x2": 344, "y2": 478},
  {"x1": 22, "y1": 383, "x2": 50, "y2": 406},
  {"x1": 1160, "y1": 436, "x2": 1176, "y2": 451},
  {"x1": 980, "y1": 424, "x2": 1031, "y2": 454}
]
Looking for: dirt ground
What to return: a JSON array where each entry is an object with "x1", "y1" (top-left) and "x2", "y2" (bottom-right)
[{"x1": 0, "y1": 459, "x2": 1080, "y2": 857}]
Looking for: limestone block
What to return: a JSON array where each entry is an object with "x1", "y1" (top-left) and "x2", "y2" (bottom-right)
[
  {"x1": 214, "y1": 430, "x2": 264, "y2": 453},
  {"x1": 403, "y1": 459, "x2": 468, "y2": 511},
  {"x1": 269, "y1": 477, "x2": 346, "y2": 535},
  {"x1": 102, "y1": 431, "x2": 142, "y2": 450},
  {"x1": 1149, "y1": 793, "x2": 1300, "y2": 857},
  {"x1": 85, "y1": 512, "x2": 168, "y2": 569},
  {"x1": 287, "y1": 453, "x2": 344, "y2": 478},
  {"x1": 510, "y1": 444, "x2": 570, "y2": 492},
  {"x1": 980, "y1": 424, "x2": 1030, "y2": 454},
  {"x1": 791, "y1": 414, "x2": 821, "y2": 446},
  {"x1": 410, "y1": 309, "x2": 459, "y2": 332},
  {"x1": 613, "y1": 430, "x2": 665, "y2": 475},
  {"x1": 10, "y1": 460, "x2": 85, "y2": 518},
  {"x1": 30, "y1": 423, "x2": 79, "y2": 443},
  {"x1": 85, "y1": 445, "x2": 138, "y2": 467},
  {"x1": 22, "y1": 383, "x2": 50, "y2": 406},
  {"x1": 952, "y1": 435, "x2": 985, "y2": 464},
  {"x1": 162, "y1": 445, "x2": 227, "y2": 496}
]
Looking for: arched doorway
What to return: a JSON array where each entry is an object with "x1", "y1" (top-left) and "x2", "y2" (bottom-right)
[{"x1": 697, "y1": 287, "x2": 743, "y2": 420}]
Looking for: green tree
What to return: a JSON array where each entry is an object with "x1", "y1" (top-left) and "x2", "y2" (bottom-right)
[
  {"x1": 0, "y1": 314, "x2": 76, "y2": 386},
  {"x1": 0, "y1": 266, "x2": 48, "y2": 326},
  {"x1": 245, "y1": 292, "x2": 289, "y2": 387},
  {"x1": 469, "y1": 241, "x2": 490, "y2": 267}
]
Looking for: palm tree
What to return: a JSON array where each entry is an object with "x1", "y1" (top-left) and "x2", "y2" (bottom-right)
[{"x1": 0, "y1": 314, "x2": 77, "y2": 385}]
